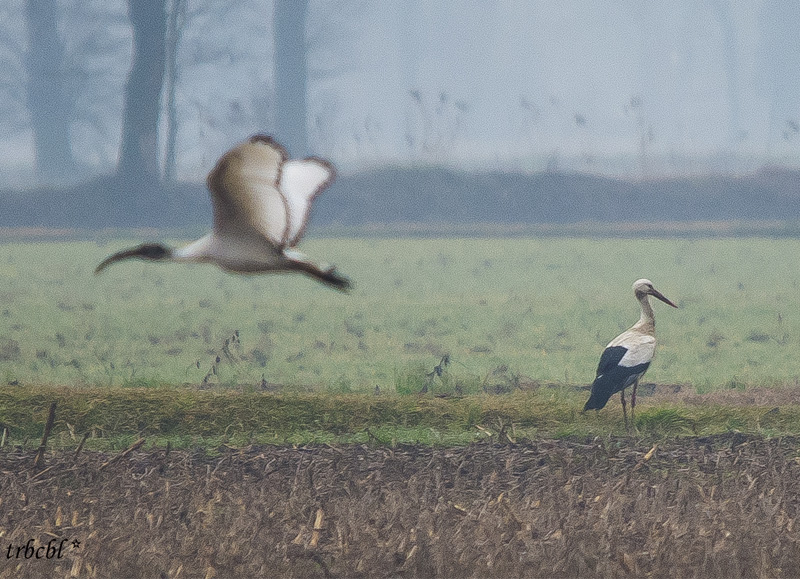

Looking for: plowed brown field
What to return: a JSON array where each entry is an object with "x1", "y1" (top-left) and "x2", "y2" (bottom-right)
[{"x1": 2, "y1": 434, "x2": 799, "y2": 578}]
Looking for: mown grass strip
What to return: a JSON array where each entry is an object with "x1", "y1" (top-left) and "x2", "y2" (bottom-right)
[
  {"x1": 2, "y1": 386, "x2": 800, "y2": 450},
  {"x1": 0, "y1": 387, "x2": 574, "y2": 438}
]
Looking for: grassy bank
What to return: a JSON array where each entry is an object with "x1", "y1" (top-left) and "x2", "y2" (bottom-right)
[{"x1": 3, "y1": 385, "x2": 800, "y2": 450}]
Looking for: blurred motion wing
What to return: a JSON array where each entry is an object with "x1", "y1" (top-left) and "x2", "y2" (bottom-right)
[
  {"x1": 279, "y1": 158, "x2": 336, "y2": 246},
  {"x1": 207, "y1": 135, "x2": 289, "y2": 247}
]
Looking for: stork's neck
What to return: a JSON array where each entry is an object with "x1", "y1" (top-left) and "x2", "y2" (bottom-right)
[{"x1": 632, "y1": 293, "x2": 656, "y2": 335}]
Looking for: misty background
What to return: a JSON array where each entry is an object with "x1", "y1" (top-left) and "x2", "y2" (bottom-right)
[{"x1": 1, "y1": 0, "x2": 799, "y2": 228}]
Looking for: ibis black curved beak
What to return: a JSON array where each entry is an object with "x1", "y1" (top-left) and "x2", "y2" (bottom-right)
[
  {"x1": 94, "y1": 243, "x2": 172, "y2": 274},
  {"x1": 649, "y1": 288, "x2": 678, "y2": 308}
]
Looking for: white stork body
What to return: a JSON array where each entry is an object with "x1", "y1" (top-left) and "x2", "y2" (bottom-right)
[
  {"x1": 583, "y1": 279, "x2": 677, "y2": 427},
  {"x1": 95, "y1": 135, "x2": 351, "y2": 291}
]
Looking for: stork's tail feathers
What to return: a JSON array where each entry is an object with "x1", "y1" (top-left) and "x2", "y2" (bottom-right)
[
  {"x1": 582, "y1": 373, "x2": 618, "y2": 412},
  {"x1": 582, "y1": 390, "x2": 612, "y2": 412}
]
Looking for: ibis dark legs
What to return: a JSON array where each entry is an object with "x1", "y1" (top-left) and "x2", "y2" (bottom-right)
[{"x1": 286, "y1": 258, "x2": 352, "y2": 292}]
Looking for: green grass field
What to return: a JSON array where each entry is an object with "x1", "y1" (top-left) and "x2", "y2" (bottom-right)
[
  {"x1": 2, "y1": 234, "x2": 800, "y2": 446},
  {"x1": 2, "y1": 235, "x2": 799, "y2": 388}
]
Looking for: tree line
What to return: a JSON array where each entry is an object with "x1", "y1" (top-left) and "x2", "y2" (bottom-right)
[{"x1": 14, "y1": 0, "x2": 310, "y2": 191}]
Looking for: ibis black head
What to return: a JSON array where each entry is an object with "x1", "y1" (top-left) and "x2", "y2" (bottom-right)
[{"x1": 95, "y1": 243, "x2": 172, "y2": 274}]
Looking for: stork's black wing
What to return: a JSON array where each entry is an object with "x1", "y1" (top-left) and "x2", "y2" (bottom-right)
[
  {"x1": 584, "y1": 346, "x2": 650, "y2": 411},
  {"x1": 594, "y1": 346, "x2": 628, "y2": 378}
]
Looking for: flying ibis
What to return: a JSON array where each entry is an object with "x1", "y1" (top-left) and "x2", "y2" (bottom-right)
[
  {"x1": 583, "y1": 279, "x2": 677, "y2": 428},
  {"x1": 95, "y1": 135, "x2": 351, "y2": 291}
]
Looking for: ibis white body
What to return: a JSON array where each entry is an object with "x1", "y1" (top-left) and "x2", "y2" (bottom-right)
[{"x1": 96, "y1": 135, "x2": 351, "y2": 291}]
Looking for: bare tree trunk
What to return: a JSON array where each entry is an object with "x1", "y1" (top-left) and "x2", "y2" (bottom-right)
[
  {"x1": 117, "y1": 0, "x2": 167, "y2": 185},
  {"x1": 760, "y1": 0, "x2": 800, "y2": 159},
  {"x1": 24, "y1": 0, "x2": 75, "y2": 181},
  {"x1": 274, "y1": 0, "x2": 309, "y2": 157},
  {"x1": 162, "y1": 0, "x2": 187, "y2": 184},
  {"x1": 710, "y1": 0, "x2": 741, "y2": 153}
]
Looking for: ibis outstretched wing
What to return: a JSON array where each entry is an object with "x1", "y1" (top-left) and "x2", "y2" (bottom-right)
[
  {"x1": 206, "y1": 136, "x2": 335, "y2": 249},
  {"x1": 280, "y1": 158, "x2": 336, "y2": 247},
  {"x1": 206, "y1": 135, "x2": 289, "y2": 247}
]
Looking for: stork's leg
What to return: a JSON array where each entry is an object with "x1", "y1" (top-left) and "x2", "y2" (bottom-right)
[
  {"x1": 631, "y1": 379, "x2": 638, "y2": 422},
  {"x1": 620, "y1": 389, "x2": 628, "y2": 431}
]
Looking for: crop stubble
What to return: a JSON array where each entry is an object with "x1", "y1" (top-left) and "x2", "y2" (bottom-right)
[{"x1": 1, "y1": 434, "x2": 799, "y2": 578}]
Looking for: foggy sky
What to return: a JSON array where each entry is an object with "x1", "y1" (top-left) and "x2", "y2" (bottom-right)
[{"x1": 1, "y1": 0, "x2": 798, "y2": 188}]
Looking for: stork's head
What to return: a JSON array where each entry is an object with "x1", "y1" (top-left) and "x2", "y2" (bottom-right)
[
  {"x1": 633, "y1": 278, "x2": 678, "y2": 308},
  {"x1": 95, "y1": 243, "x2": 172, "y2": 274}
]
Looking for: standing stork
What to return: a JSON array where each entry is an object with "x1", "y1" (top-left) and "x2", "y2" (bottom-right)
[
  {"x1": 95, "y1": 135, "x2": 351, "y2": 291},
  {"x1": 583, "y1": 279, "x2": 677, "y2": 429}
]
